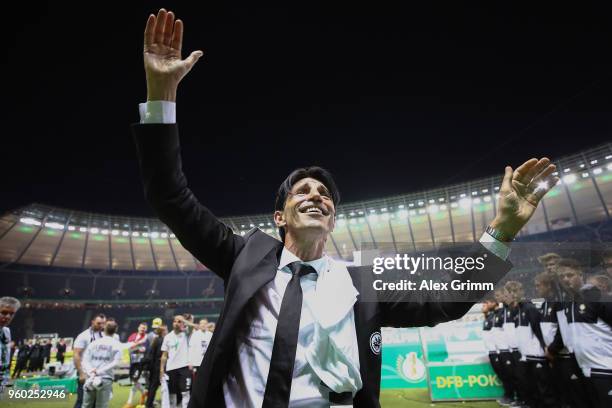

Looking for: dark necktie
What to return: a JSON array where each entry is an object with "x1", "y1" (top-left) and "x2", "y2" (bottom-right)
[{"x1": 262, "y1": 261, "x2": 316, "y2": 408}]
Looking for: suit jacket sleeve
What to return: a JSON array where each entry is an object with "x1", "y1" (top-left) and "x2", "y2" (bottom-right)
[
  {"x1": 132, "y1": 123, "x2": 245, "y2": 281},
  {"x1": 379, "y1": 243, "x2": 512, "y2": 327}
]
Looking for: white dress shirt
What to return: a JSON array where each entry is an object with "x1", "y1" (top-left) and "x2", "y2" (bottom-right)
[{"x1": 138, "y1": 101, "x2": 511, "y2": 407}]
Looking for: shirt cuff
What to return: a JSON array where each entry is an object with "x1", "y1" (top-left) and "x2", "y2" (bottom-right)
[
  {"x1": 138, "y1": 101, "x2": 176, "y2": 124},
  {"x1": 479, "y1": 232, "x2": 511, "y2": 261}
]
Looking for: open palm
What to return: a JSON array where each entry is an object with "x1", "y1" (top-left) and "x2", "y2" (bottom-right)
[
  {"x1": 494, "y1": 157, "x2": 559, "y2": 237},
  {"x1": 143, "y1": 9, "x2": 203, "y2": 100}
]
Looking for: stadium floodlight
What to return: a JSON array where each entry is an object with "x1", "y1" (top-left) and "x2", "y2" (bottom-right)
[
  {"x1": 582, "y1": 172, "x2": 589, "y2": 178},
  {"x1": 471, "y1": 191, "x2": 477, "y2": 196},
  {"x1": 563, "y1": 168, "x2": 570, "y2": 173},
  {"x1": 170, "y1": 233, "x2": 176, "y2": 238},
  {"x1": 438, "y1": 197, "x2": 444, "y2": 202},
  {"x1": 450, "y1": 202, "x2": 458, "y2": 208},
  {"x1": 608, "y1": 163, "x2": 612, "y2": 171},
  {"x1": 494, "y1": 186, "x2": 499, "y2": 191},
  {"x1": 241, "y1": 224, "x2": 245, "y2": 228},
  {"x1": 418, "y1": 209, "x2": 426, "y2": 215},
  {"x1": 338, "y1": 213, "x2": 345, "y2": 217},
  {"x1": 460, "y1": 193, "x2": 466, "y2": 198},
  {"x1": 131, "y1": 231, "x2": 140, "y2": 237},
  {"x1": 142, "y1": 232, "x2": 149, "y2": 237},
  {"x1": 473, "y1": 198, "x2": 481, "y2": 204},
  {"x1": 591, "y1": 160, "x2": 598, "y2": 165},
  {"x1": 417, "y1": 201, "x2": 424, "y2": 206},
  {"x1": 428, "y1": 199, "x2": 435, "y2": 204},
  {"x1": 111, "y1": 230, "x2": 119, "y2": 236},
  {"x1": 579, "y1": 164, "x2": 585, "y2": 168},
  {"x1": 44, "y1": 222, "x2": 64, "y2": 230},
  {"x1": 562, "y1": 174, "x2": 577, "y2": 184},
  {"x1": 20, "y1": 217, "x2": 42, "y2": 226},
  {"x1": 250, "y1": 224, "x2": 255, "y2": 227},
  {"x1": 369, "y1": 209, "x2": 376, "y2": 213},
  {"x1": 381, "y1": 207, "x2": 387, "y2": 212},
  {"x1": 161, "y1": 232, "x2": 168, "y2": 238},
  {"x1": 552, "y1": 171, "x2": 558, "y2": 176},
  {"x1": 408, "y1": 203, "x2": 415, "y2": 207},
  {"x1": 398, "y1": 204, "x2": 404, "y2": 209},
  {"x1": 483, "y1": 196, "x2": 491, "y2": 202},
  {"x1": 592, "y1": 168, "x2": 602, "y2": 175},
  {"x1": 240, "y1": 231, "x2": 246, "y2": 236},
  {"x1": 101, "y1": 229, "x2": 109, "y2": 235},
  {"x1": 606, "y1": 155, "x2": 612, "y2": 160},
  {"x1": 121, "y1": 231, "x2": 129, "y2": 237},
  {"x1": 90, "y1": 228, "x2": 99, "y2": 234},
  {"x1": 459, "y1": 198, "x2": 472, "y2": 209},
  {"x1": 68, "y1": 226, "x2": 75, "y2": 231},
  {"x1": 259, "y1": 223, "x2": 264, "y2": 226},
  {"x1": 535, "y1": 181, "x2": 549, "y2": 193},
  {"x1": 79, "y1": 227, "x2": 88, "y2": 232},
  {"x1": 359, "y1": 210, "x2": 365, "y2": 215},
  {"x1": 349, "y1": 212, "x2": 356, "y2": 216},
  {"x1": 482, "y1": 189, "x2": 488, "y2": 193},
  {"x1": 150, "y1": 232, "x2": 159, "y2": 238}
]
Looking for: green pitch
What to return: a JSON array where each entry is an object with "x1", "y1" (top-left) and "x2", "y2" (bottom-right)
[{"x1": 2, "y1": 384, "x2": 500, "y2": 407}]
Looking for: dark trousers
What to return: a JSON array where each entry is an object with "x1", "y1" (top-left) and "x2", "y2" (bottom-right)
[
  {"x1": 499, "y1": 350, "x2": 521, "y2": 401},
  {"x1": 552, "y1": 355, "x2": 591, "y2": 408},
  {"x1": 526, "y1": 359, "x2": 558, "y2": 408},
  {"x1": 12, "y1": 360, "x2": 27, "y2": 378},
  {"x1": 587, "y1": 375, "x2": 612, "y2": 408},
  {"x1": 146, "y1": 371, "x2": 160, "y2": 408},
  {"x1": 74, "y1": 379, "x2": 84, "y2": 408},
  {"x1": 489, "y1": 352, "x2": 513, "y2": 399}
]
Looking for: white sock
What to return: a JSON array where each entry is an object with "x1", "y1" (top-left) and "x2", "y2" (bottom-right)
[
  {"x1": 180, "y1": 391, "x2": 190, "y2": 408},
  {"x1": 127, "y1": 387, "x2": 135, "y2": 404}
]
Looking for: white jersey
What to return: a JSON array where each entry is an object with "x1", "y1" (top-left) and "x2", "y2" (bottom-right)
[
  {"x1": 81, "y1": 334, "x2": 123, "y2": 380},
  {"x1": 161, "y1": 331, "x2": 189, "y2": 371},
  {"x1": 188, "y1": 330, "x2": 213, "y2": 367}
]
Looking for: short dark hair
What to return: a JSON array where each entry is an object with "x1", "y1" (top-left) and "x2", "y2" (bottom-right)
[
  {"x1": 274, "y1": 166, "x2": 340, "y2": 241},
  {"x1": 92, "y1": 313, "x2": 106, "y2": 321}
]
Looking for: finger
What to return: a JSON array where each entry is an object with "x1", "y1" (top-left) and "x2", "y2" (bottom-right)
[
  {"x1": 500, "y1": 165, "x2": 513, "y2": 193},
  {"x1": 144, "y1": 14, "x2": 156, "y2": 47},
  {"x1": 171, "y1": 19, "x2": 183, "y2": 52},
  {"x1": 530, "y1": 163, "x2": 557, "y2": 185},
  {"x1": 513, "y1": 158, "x2": 538, "y2": 184},
  {"x1": 154, "y1": 9, "x2": 167, "y2": 45},
  {"x1": 183, "y1": 50, "x2": 204, "y2": 72},
  {"x1": 163, "y1": 11, "x2": 175, "y2": 46},
  {"x1": 523, "y1": 157, "x2": 550, "y2": 184}
]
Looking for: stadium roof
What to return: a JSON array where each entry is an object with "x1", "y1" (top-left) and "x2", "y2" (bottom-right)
[{"x1": 1, "y1": 143, "x2": 610, "y2": 271}]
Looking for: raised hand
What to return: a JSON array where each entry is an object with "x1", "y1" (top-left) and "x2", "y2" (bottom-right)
[
  {"x1": 143, "y1": 9, "x2": 204, "y2": 101},
  {"x1": 491, "y1": 157, "x2": 559, "y2": 239}
]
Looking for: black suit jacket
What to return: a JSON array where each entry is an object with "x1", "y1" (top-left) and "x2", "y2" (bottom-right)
[{"x1": 132, "y1": 123, "x2": 513, "y2": 408}]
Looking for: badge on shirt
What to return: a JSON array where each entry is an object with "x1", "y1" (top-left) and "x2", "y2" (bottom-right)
[
  {"x1": 370, "y1": 331, "x2": 382, "y2": 355},
  {"x1": 579, "y1": 304, "x2": 586, "y2": 314}
]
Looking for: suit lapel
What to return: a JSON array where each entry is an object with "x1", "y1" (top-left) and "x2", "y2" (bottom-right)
[{"x1": 221, "y1": 229, "x2": 283, "y2": 337}]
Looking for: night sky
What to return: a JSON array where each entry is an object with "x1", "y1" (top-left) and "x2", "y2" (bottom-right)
[{"x1": 1, "y1": 2, "x2": 610, "y2": 218}]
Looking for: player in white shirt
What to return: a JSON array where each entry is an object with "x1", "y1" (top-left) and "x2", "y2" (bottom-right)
[
  {"x1": 161, "y1": 315, "x2": 191, "y2": 408},
  {"x1": 81, "y1": 321, "x2": 123, "y2": 408},
  {"x1": 188, "y1": 318, "x2": 213, "y2": 374},
  {"x1": 73, "y1": 313, "x2": 106, "y2": 408}
]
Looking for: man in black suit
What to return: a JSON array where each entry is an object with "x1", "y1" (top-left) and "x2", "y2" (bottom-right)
[{"x1": 132, "y1": 8, "x2": 559, "y2": 408}]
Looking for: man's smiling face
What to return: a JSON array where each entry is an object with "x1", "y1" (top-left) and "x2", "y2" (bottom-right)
[{"x1": 275, "y1": 177, "x2": 335, "y2": 241}]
